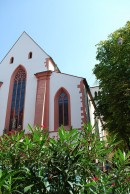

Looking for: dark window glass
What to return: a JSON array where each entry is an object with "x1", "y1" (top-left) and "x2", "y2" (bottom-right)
[
  {"x1": 58, "y1": 92, "x2": 68, "y2": 126},
  {"x1": 10, "y1": 57, "x2": 14, "y2": 64},
  {"x1": 64, "y1": 97, "x2": 68, "y2": 125},
  {"x1": 28, "y1": 52, "x2": 32, "y2": 59},
  {"x1": 9, "y1": 69, "x2": 26, "y2": 130}
]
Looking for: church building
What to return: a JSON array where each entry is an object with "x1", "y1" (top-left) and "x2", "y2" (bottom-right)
[{"x1": 0, "y1": 32, "x2": 102, "y2": 137}]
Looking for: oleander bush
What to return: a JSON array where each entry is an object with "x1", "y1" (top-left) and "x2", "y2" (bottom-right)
[{"x1": 0, "y1": 124, "x2": 130, "y2": 193}]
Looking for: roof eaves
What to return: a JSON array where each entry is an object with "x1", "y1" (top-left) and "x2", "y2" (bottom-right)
[{"x1": 53, "y1": 71, "x2": 84, "y2": 79}]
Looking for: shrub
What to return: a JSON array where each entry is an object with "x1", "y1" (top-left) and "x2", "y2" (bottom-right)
[{"x1": 0, "y1": 124, "x2": 130, "y2": 193}]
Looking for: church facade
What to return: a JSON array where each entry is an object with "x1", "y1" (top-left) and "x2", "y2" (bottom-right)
[{"x1": 0, "y1": 32, "x2": 102, "y2": 137}]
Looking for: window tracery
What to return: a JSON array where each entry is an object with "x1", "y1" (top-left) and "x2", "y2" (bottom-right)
[{"x1": 9, "y1": 69, "x2": 26, "y2": 131}]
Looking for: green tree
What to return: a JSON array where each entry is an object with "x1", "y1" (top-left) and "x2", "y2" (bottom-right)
[{"x1": 93, "y1": 21, "x2": 130, "y2": 150}]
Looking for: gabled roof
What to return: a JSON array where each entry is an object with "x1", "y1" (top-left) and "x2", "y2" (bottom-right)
[{"x1": 0, "y1": 31, "x2": 53, "y2": 64}]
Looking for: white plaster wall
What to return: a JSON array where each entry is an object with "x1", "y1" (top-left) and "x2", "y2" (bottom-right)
[
  {"x1": 90, "y1": 86, "x2": 104, "y2": 139},
  {"x1": 88, "y1": 95, "x2": 104, "y2": 140},
  {"x1": 90, "y1": 86, "x2": 100, "y2": 98},
  {"x1": 98, "y1": 119, "x2": 104, "y2": 140},
  {"x1": 48, "y1": 60, "x2": 55, "y2": 71},
  {"x1": 49, "y1": 72, "x2": 83, "y2": 131},
  {"x1": 88, "y1": 95, "x2": 95, "y2": 127},
  {"x1": 0, "y1": 32, "x2": 49, "y2": 135}
]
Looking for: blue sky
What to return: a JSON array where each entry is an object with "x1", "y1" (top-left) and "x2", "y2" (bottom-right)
[{"x1": 1, "y1": 0, "x2": 130, "y2": 85}]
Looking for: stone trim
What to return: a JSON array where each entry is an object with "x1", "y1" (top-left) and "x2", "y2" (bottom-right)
[
  {"x1": 4, "y1": 65, "x2": 27, "y2": 131},
  {"x1": 44, "y1": 57, "x2": 60, "y2": 72},
  {"x1": 44, "y1": 58, "x2": 49, "y2": 70},
  {"x1": 77, "y1": 80, "x2": 87, "y2": 126},
  {"x1": 34, "y1": 71, "x2": 52, "y2": 130}
]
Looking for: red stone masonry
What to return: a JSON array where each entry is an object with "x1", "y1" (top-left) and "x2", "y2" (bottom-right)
[
  {"x1": 34, "y1": 71, "x2": 52, "y2": 130},
  {"x1": 77, "y1": 79, "x2": 87, "y2": 126},
  {"x1": 0, "y1": 82, "x2": 3, "y2": 87},
  {"x1": 44, "y1": 57, "x2": 60, "y2": 72},
  {"x1": 44, "y1": 58, "x2": 49, "y2": 70}
]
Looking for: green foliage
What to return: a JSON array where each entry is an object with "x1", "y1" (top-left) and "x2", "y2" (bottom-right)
[
  {"x1": 93, "y1": 21, "x2": 130, "y2": 150},
  {"x1": 0, "y1": 125, "x2": 130, "y2": 193}
]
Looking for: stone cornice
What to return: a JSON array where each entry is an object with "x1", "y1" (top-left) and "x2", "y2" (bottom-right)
[{"x1": 34, "y1": 71, "x2": 52, "y2": 79}]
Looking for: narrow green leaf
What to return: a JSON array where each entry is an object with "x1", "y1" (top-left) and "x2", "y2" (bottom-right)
[{"x1": 24, "y1": 184, "x2": 34, "y2": 193}]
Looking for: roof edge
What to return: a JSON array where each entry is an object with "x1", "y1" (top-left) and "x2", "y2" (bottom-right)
[{"x1": 0, "y1": 31, "x2": 50, "y2": 64}]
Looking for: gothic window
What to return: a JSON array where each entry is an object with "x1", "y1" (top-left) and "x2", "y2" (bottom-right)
[
  {"x1": 9, "y1": 69, "x2": 26, "y2": 131},
  {"x1": 28, "y1": 52, "x2": 32, "y2": 59},
  {"x1": 58, "y1": 92, "x2": 68, "y2": 126},
  {"x1": 10, "y1": 57, "x2": 14, "y2": 64},
  {"x1": 54, "y1": 88, "x2": 71, "y2": 130}
]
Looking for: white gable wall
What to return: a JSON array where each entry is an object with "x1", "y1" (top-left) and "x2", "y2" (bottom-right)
[
  {"x1": 88, "y1": 94, "x2": 104, "y2": 139},
  {"x1": 48, "y1": 60, "x2": 55, "y2": 71},
  {"x1": 0, "y1": 32, "x2": 49, "y2": 134},
  {"x1": 49, "y1": 72, "x2": 82, "y2": 131},
  {"x1": 0, "y1": 32, "x2": 99, "y2": 137}
]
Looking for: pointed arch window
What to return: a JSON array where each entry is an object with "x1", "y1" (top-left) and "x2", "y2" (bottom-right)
[
  {"x1": 9, "y1": 69, "x2": 26, "y2": 130},
  {"x1": 58, "y1": 92, "x2": 68, "y2": 126},
  {"x1": 28, "y1": 52, "x2": 32, "y2": 59},
  {"x1": 54, "y1": 88, "x2": 71, "y2": 130}
]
